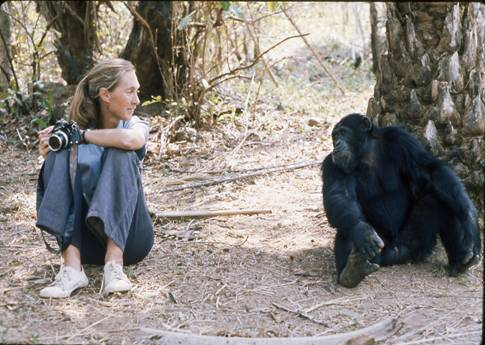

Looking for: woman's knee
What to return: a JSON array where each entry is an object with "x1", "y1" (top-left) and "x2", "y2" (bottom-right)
[{"x1": 103, "y1": 147, "x2": 138, "y2": 161}]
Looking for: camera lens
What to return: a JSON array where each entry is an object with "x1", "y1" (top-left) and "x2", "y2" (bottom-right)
[{"x1": 48, "y1": 132, "x2": 69, "y2": 151}]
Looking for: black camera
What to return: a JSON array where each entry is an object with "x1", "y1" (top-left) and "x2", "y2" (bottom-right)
[{"x1": 48, "y1": 120, "x2": 83, "y2": 152}]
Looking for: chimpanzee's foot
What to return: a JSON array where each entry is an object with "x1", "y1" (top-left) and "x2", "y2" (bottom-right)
[
  {"x1": 448, "y1": 252, "x2": 481, "y2": 277},
  {"x1": 338, "y1": 247, "x2": 380, "y2": 288}
]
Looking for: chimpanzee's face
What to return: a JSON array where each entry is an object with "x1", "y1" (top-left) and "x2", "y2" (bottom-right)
[
  {"x1": 331, "y1": 124, "x2": 358, "y2": 173},
  {"x1": 331, "y1": 114, "x2": 372, "y2": 173}
]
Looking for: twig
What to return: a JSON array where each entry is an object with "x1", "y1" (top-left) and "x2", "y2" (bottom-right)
[
  {"x1": 167, "y1": 158, "x2": 315, "y2": 175},
  {"x1": 207, "y1": 33, "x2": 309, "y2": 89},
  {"x1": 281, "y1": 7, "x2": 346, "y2": 95},
  {"x1": 16, "y1": 129, "x2": 29, "y2": 150},
  {"x1": 215, "y1": 284, "x2": 227, "y2": 296},
  {"x1": 36, "y1": 316, "x2": 111, "y2": 342},
  {"x1": 159, "y1": 159, "x2": 322, "y2": 193},
  {"x1": 272, "y1": 302, "x2": 329, "y2": 326},
  {"x1": 244, "y1": 3, "x2": 279, "y2": 87},
  {"x1": 235, "y1": 235, "x2": 249, "y2": 246},
  {"x1": 65, "y1": 317, "x2": 110, "y2": 341},
  {"x1": 230, "y1": 129, "x2": 259, "y2": 157},
  {"x1": 230, "y1": 72, "x2": 258, "y2": 157},
  {"x1": 152, "y1": 209, "x2": 272, "y2": 219},
  {"x1": 207, "y1": 73, "x2": 253, "y2": 91},
  {"x1": 243, "y1": 71, "x2": 256, "y2": 115},
  {"x1": 37, "y1": 13, "x2": 61, "y2": 48},
  {"x1": 304, "y1": 296, "x2": 367, "y2": 314}
]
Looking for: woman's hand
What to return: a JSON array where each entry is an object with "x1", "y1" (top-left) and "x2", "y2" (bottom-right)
[{"x1": 38, "y1": 125, "x2": 54, "y2": 158}]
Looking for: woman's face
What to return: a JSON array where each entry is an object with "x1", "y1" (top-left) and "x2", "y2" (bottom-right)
[{"x1": 101, "y1": 70, "x2": 140, "y2": 122}]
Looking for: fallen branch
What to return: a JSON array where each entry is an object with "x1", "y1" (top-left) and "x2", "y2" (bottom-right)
[
  {"x1": 152, "y1": 208, "x2": 272, "y2": 219},
  {"x1": 159, "y1": 159, "x2": 322, "y2": 193},
  {"x1": 141, "y1": 318, "x2": 398, "y2": 345},
  {"x1": 281, "y1": 7, "x2": 346, "y2": 95}
]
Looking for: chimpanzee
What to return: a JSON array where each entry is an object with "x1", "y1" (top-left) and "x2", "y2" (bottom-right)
[{"x1": 322, "y1": 113, "x2": 481, "y2": 288}]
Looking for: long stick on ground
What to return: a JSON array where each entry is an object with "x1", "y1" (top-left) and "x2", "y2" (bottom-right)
[
  {"x1": 281, "y1": 7, "x2": 346, "y2": 95},
  {"x1": 159, "y1": 159, "x2": 322, "y2": 193},
  {"x1": 153, "y1": 209, "x2": 272, "y2": 219},
  {"x1": 142, "y1": 318, "x2": 398, "y2": 345}
]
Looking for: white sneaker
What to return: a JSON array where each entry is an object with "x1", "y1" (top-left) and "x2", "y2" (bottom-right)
[
  {"x1": 102, "y1": 261, "x2": 132, "y2": 295},
  {"x1": 40, "y1": 265, "x2": 89, "y2": 298}
]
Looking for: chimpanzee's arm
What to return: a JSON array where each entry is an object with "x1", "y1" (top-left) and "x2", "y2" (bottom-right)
[
  {"x1": 390, "y1": 127, "x2": 474, "y2": 221},
  {"x1": 322, "y1": 155, "x2": 363, "y2": 234},
  {"x1": 322, "y1": 155, "x2": 384, "y2": 259}
]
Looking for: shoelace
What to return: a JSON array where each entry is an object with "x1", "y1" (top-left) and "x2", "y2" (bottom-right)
[
  {"x1": 52, "y1": 268, "x2": 71, "y2": 289},
  {"x1": 100, "y1": 264, "x2": 125, "y2": 294},
  {"x1": 107, "y1": 264, "x2": 125, "y2": 281}
]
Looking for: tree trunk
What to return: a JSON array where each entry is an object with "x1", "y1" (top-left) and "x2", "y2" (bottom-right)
[
  {"x1": 37, "y1": 1, "x2": 97, "y2": 84},
  {"x1": 0, "y1": 1, "x2": 11, "y2": 90},
  {"x1": 369, "y1": 2, "x2": 387, "y2": 74},
  {"x1": 121, "y1": 1, "x2": 188, "y2": 102},
  {"x1": 367, "y1": 3, "x2": 485, "y2": 214}
]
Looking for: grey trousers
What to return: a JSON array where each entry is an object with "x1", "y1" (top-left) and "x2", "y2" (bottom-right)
[{"x1": 36, "y1": 147, "x2": 154, "y2": 265}]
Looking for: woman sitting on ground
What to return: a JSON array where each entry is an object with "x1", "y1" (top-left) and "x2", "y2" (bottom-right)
[{"x1": 36, "y1": 58, "x2": 154, "y2": 298}]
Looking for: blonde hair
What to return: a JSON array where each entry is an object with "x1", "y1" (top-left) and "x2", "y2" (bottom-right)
[{"x1": 69, "y1": 58, "x2": 135, "y2": 129}]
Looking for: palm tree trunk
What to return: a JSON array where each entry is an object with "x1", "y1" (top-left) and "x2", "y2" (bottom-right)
[{"x1": 367, "y1": 2, "x2": 485, "y2": 214}]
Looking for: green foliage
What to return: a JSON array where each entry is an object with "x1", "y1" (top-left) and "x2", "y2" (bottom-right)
[
  {"x1": 0, "y1": 81, "x2": 66, "y2": 130},
  {"x1": 142, "y1": 95, "x2": 162, "y2": 107},
  {"x1": 7, "y1": 1, "x2": 61, "y2": 91},
  {"x1": 220, "y1": 1, "x2": 231, "y2": 11}
]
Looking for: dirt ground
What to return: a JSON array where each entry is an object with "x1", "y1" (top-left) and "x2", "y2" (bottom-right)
[{"x1": 0, "y1": 3, "x2": 483, "y2": 345}]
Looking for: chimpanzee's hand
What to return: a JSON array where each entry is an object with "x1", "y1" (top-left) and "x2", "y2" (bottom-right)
[{"x1": 352, "y1": 221, "x2": 384, "y2": 260}]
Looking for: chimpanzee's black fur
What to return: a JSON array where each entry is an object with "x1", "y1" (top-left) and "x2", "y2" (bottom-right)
[{"x1": 322, "y1": 113, "x2": 481, "y2": 287}]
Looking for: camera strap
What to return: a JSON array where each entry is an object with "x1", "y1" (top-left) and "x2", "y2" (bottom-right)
[
  {"x1": 69, "y1": 145, "x2": 78, "y2": 192},
  {"x1": 40, "y1": 229, "x2": 61, "y2": 254},
  {"x1": 43, "y1": 146, "x2": 77, "y2": 255}
]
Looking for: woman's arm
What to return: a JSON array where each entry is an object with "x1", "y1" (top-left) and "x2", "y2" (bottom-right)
[
  {"x1": 38, "y1": 120, "x2": 147, "y2": 158},
  {"x1": 84, "y1": 127, "x2": 146, "y2": 150}
]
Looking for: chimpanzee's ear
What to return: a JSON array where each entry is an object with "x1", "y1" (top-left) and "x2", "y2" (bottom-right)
[{"x1": 363, "y1": 116, "x2": 373, "y2": 132}]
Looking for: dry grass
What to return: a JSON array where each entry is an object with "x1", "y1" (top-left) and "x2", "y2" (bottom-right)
[{"x1": 0, "y1": 3, "x2": 482, "y2": 345}]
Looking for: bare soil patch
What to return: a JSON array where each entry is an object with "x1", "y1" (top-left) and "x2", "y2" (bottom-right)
[{"x1": 0, "y1": 106, "x2": 482, "y2": 344}]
